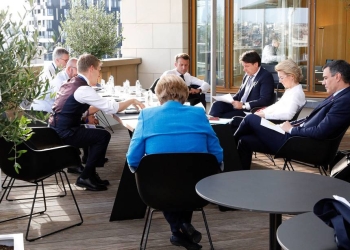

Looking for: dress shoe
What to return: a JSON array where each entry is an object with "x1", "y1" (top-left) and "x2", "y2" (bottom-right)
[
  {"x1": 180, "y1": 223, "x2": 202, "y2": 244},
  {"x1": 170, "y1": 232, "x2": 202, "y2": 250},
  {"x1": 75, "y1": 177, "x2": 107, "y2": 191},
  {"x1": 94, "y1": 172, "x2": 110, "y2": 186},
  {"x1": 67, "y1": 165, "x2": 85, "y2": 174},
  {"x1": 82, "y1": 157, "x2": 108, "y2": 165}
]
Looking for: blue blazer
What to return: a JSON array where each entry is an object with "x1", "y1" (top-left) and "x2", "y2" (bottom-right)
[
  {"x1": 291, "y1": 86, "x2": 350, "y2": 139},
  {"x1": 233, "y1": 67, "x2": 275, "y2": 109},
  {"x1": 126, "y1": 101, "x2": 223, "y2": 168}
]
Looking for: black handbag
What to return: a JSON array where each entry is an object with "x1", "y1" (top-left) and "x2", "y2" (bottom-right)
[{"x1": 314, "y1": 198, "x2": 350, "y2": 250}]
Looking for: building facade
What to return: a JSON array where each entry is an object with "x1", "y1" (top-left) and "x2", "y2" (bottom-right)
[{"x1": 27, "y1": 0, "x2": 120, "y2": 61}]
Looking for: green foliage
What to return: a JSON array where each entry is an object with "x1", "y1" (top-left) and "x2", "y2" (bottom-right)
[
  {"x1": 0, "y1": 3, "x2": 49, "y2": 170},
  {"x1": 61, "y1": 0, "x2": 123, "y2": 59}
]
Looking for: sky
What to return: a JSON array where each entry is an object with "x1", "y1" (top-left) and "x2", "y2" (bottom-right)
[{"x1": 0, "y1": 1, "x2": 28, "y2": 21}]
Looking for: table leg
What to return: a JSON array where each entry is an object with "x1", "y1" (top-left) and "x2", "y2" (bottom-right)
[
  {"x1": 269, "y1": 213, "x2": 282, "y2": 250},
  {"x1": 109, "y1": 159, "x2": 147, "y2": 221}
]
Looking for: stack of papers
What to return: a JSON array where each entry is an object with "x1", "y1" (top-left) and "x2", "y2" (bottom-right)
[
  {"x1": 212, "y1": 94, "x2": 233, "y2": 104},
  {"x1": 260, "y1": 118, "x2": 285, "y2": 134}
]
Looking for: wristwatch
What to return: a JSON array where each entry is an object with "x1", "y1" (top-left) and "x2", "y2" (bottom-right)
[{"x1": 242, "y1": 104, "x2": 246, "y2": 110}]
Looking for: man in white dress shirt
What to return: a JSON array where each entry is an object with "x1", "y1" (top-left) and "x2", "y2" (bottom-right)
[
  {"x1": 161, "y1": 53, "x2": 209, "y2": 107},
  {"x1": 31, "y1": 58, "x2": 78, "y2": 112}
]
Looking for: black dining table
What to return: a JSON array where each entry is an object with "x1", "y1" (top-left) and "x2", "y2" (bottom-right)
[{"x1": 195, "y1": 170, "x2": 350, "y2": 250}]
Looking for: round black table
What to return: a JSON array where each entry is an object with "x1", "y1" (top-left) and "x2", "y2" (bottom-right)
[
  {"x1": 277, "y1": 212, "x2": 337, "y2": 250},
  {"x1": 195, "y1": 170, "x2": 350, "y2": 250}
]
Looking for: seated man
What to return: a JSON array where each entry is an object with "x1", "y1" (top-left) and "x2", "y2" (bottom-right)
[
  {"x1": 40, "y1": 47, "x2": 70, "y2": 82},
  {"x1": 126, "y1": 75, "x2": 223, "y2": 250},
  {"x1": 31, "y1": 58, "x2": 78, "y2": 113},
  {"x1": 261, "y1": 39, "x2": 284, "y2": 65},
  {"x1": 161, "y1": 53, "x2": 209, "y2": 107},
  {"x1": 209, "y1": 50, "x2": 275, "y2": 118},
  {"x1": 234, "y1": 60, "x2": 350, "y2": 170},
  {"x1": 49, "y1": 53, "x2": 145, "y2": 191}
]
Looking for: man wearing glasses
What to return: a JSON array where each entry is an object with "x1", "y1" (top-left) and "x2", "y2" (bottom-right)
[{"x1": 40, "y1": 47, "x2": 70, "y2": 82}]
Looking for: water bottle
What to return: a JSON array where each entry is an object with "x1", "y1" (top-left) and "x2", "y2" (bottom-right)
[
  {"x1": 135, "y1": 80, "x2": 141, "y2": 97},
  {"x1": 100, "y1": 79, "x2": 105, "y2": 90},
  {"x1": 109, "y1": 76, "x2": 115, "y2": 95}
]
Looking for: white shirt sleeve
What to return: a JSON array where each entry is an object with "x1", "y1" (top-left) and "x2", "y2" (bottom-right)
[
  {"x1": 264, "y1": 85, "x2": 305, "y2": 120},
  {"x1": 74, "y1": 86, "x2": 120, "y2": 114},
  {"x1": 187, "y1": 74, "x2": 210, "y2": 93}
]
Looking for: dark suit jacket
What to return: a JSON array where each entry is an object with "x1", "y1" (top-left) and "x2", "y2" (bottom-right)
[
  {"x1": 233, "y1": 67, "x2": 275, "y2": 109},
  {"x1": 291, "y1": 86, "x2": 350, "y2": 139}
]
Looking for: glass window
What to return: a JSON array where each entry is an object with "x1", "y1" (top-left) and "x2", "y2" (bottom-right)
[
  {"x1": 233, "y1": 0, "x2": 308, "y2": 88},
  {"x1": 47, "y1": 20, "x2": 52, "y2": 29},
  {"x1": 47, "y1": 8, "x2": 53, "y2": 16},
  {"x1": 314, "y1": 0, "x2": 349, "y2": 93},
  {"x1": 196, "y1": 0, "x2": 225, "y2": 86}
]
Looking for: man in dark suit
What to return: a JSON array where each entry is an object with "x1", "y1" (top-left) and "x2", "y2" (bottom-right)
[
  {"x1": 234, "y1": 60, "x2": 350, "y2": 170},
  {"x1": 209, "y1": 50, "x2": 275, "y2": 118}
]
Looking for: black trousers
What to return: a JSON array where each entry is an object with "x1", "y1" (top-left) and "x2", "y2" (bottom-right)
[
  {"x1": 209, "y1": 101, "x2": 246, "y2": 118},
  {"x1": 163, "y1": 211, "x2": 193, "y2": 233},
  {"x1": 63, "y1": 125, "x2": 111, "y2": 179}
]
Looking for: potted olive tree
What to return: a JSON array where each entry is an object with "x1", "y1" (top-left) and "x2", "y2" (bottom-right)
[
  {"x1": 0, "y1": 3, "x2": 48, "y2": 173},
  {"x1": 61, "y1": 0, "x2": 123, "y2": 59}
]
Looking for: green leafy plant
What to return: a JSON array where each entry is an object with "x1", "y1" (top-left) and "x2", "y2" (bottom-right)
[
  {"x1": 61, "y1": 0, "x2": 124, "y2": 59},
  {"x1": 0, "y1": 1, "x2": 49, "y2": 173}
]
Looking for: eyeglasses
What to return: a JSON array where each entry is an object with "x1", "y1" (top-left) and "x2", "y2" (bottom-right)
[{"x1": 60, "y1": 58, "x2": 69, "y2": 63}]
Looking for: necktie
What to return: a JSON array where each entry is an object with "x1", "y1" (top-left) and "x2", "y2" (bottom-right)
[
  {"x1": 179, "y1": 74, "x2": 185, "y2": 82},
  {"x1": 240, "y1": 76, "x2": 253, "y2": 103}
]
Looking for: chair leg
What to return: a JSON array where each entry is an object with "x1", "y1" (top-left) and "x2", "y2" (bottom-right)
[
  {"x1": 265, "y1": 154, "x2": 276, "y2": 166},
  {"x1": 200, "y1": 208, "x2": 214, "y2": 250},
  {"x1": 318, "y1": 165, "x2": 328, "y2": 176},
  {"x1": 3, "y1": 173, "x2": 67, "y2": 202},
  {"x1": 26, "y1": 171, "x2": 83, "y2": 242},
  {"x1": 140, "y1": 207, "x2": 155, "y2": 250},
  {"x1": 0, "y1": 179, "x2": 46, "y2": 224},
  {"x1": 282, "y1": 159, "x2": 294, "y2": 171},
  {"x1": 96, "y1": 112, "x2": 114, "y2": 133}
]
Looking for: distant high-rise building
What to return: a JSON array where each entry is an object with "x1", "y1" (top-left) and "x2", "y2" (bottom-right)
[{"x1": 27, "y1": 0, "x2": 120, "y2": 61}]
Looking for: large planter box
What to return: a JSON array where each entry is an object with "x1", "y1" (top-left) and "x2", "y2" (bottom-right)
[{"x1": 0, "y1": 234, "x2": 24, "y2": 250}]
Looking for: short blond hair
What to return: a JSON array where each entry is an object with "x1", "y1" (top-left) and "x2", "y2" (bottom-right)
[
  {"x1": 77, "y1": 53, "x2": 102, "y2": 73},
  {"x1": 155, "y1": 75, "x2": 189, "y2": 104},
  {"x1": 275, "y1": 59, "x2": 303, "y2": 83}
]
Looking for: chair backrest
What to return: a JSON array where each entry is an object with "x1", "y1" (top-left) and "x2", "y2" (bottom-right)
[
  {"x1": 135, "y1": 153, "x2": 219, "y2": 211},
  {"x1": 290, "y1": 101, "x2": 306, "y2": 122},
  {"x1": 275, "y1": 127, "x2": 348, "y2": 167},
  {"x1": 0, "y1": 134, "x2": 81, "y2": 182},
  {"x1": 25, "y1": 127, "x2": 64, "y2": 149},
  {"x1": 149, "y1": 78, "x2": 160, "y2": 94}
]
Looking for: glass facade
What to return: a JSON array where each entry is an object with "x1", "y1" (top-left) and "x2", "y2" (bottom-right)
[{"x1": 193, "y1": 0, "x2": 350, "y2": 97}]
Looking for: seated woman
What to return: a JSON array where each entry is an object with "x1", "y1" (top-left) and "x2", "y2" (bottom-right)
[
  {"x1": 254, "y1": 59, "x2": 306, "y2": 121},
  {"x1": 126, "y1": 74, "x2": 223, "y2": 250}
]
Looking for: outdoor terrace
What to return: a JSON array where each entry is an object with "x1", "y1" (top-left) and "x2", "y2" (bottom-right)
[{"x1": 0, "y1": 123, "x2": 349, "y2": 250}]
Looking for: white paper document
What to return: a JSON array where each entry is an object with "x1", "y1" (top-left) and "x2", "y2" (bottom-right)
[
  {"x1": 260, "y1": 118, "x2": 285, "y2": 134},
  {"x1": 194, "y1": 102, "x2": 206, "y2": 110},
  {"x1": 209, "y1": 118, "x2": 233, "y2": 125},
  {"x1": 212, "y1": 94, "x2": 233, "y2": 104}
]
